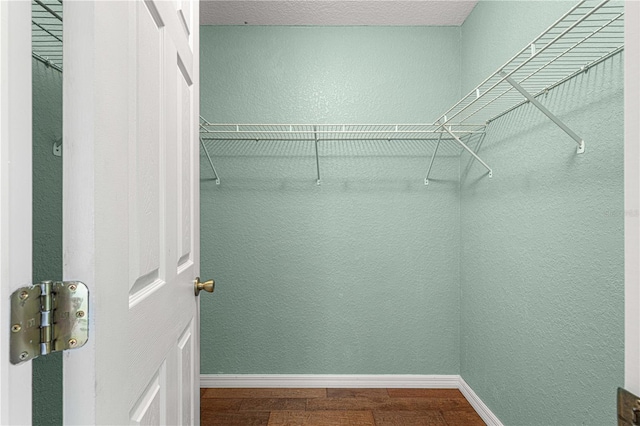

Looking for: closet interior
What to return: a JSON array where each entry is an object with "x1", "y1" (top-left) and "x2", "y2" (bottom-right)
[
  {"x1": 23, "y1": 0, "x2": 626, "y2": 424},
  {"x1": 198, "y1": 0, "x2": 625, "y2": 425}
]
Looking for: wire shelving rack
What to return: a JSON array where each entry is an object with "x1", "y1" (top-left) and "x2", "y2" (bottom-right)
[
  {"x1": 200, "y1": 0, "x2": 624, "y2": 185},
  {"x1": 32, "y1": 0, "x2": 63, "y2": 73}
]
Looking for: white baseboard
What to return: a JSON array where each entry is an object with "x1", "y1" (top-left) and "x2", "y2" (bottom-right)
[
  {"x1": 457, "y1": 377, "x2": 504, "y2": 426},
  {"x1": 200, "y1": 374, "x2": 460, "y2": 389},
  {"x1": 200, "y1": 373, "x2": 503, "y2": 426}
]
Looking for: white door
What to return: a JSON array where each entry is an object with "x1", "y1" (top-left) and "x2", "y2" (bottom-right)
[
  {"x1": 63, "y1": 1, "x2": 201, "y2": 424},
  {"x1": 0, "y1": 1, "x2": 33, "y2": 424}
]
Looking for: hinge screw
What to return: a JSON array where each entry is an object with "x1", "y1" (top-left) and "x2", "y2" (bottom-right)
[
  {"x1": 11, "y1": 324, "x2": 21, "y2": 333},
  {"x1": 76, "y1": 311, "x2": 85, "y2": 318},
  {"x1": 19, "y1": 352, "x2": 28, "y2": 360},
  {"x1": 19, "y1": 291, "x2": 29, "y2": 300},
  {"x1": 68, "y1": 338, "x2": 77, "y2": 347},
  {"x1": 68, "y1": 284, "x2": 77, "y2": 292}
]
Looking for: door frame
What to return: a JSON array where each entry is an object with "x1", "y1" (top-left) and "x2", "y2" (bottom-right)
[
  {"x1": 625, "y1": 0, "x2": 640, "y2": 395},
  {"x1": 0, "y1": 1, "x2": 33, "y2": 424}
]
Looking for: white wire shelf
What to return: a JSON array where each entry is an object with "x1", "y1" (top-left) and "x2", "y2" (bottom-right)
[
  {"x1": 32, "y1": 0, "x2": 63, "y2": 72},
  {"x1": 200, "y1": 0, "x2": 624, "y2": 186},
  {"x1": 435, "y1": 0, "x2": 624, "y2": 147},
  {"x1": 199, "y1": 119, "x2": 487, "y2": 186},
  {"x1": 199, "y1": 123, "x2": 487, "y2": 142}
]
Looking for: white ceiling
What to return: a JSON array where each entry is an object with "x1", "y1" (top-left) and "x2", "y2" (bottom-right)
[{"x1": 200, "y1": 1, "x2": 479, "y2": 26}]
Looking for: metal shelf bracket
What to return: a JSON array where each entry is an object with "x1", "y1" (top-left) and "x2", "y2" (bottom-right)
[
  {"x1": 501, "y1": 72, "x2": 586, "y2": 154},
  {"x1": 314, "y1": 126, "x2": 321, "y2": 185},
  {"x1": 441, "y1": 125, "x2": 493, "y2": 179},
  {"x1": 425, "y1": 132, "x2": 443, "y2": 186},
  {"x1": 200, "y1": 137, "x2": 220, "y2": 185}
]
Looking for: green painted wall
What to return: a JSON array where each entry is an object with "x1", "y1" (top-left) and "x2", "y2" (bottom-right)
[
  {"x1": 31, "y1": 59, "x2": 63, "y2": 425},
  {"x1": 459, "y1": 2, "x2": 624, "y2": 425},
  {"x1": 199, "y1": 26, "x2": 463, "y2": 374}
]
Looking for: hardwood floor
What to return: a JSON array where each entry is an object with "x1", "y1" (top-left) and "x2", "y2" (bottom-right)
[{"x1": 200, "y1": 388, "x2": 486, "y2": 425}]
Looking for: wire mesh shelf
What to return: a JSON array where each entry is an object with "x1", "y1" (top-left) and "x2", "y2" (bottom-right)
[
  {"x1": 32, "y1": 0, "x2": 63, "y2": 72},
  {"x1": 199, "y1": 122, "x2": 487, "y2": 142},
  {"x1": 435, "y1": 0, "x2": 623, "y2": 130},
  {"x1": 200, "y1": 0, "x2": 624, "y2": 185}
]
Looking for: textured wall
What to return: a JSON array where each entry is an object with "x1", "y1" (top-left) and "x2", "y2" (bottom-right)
[
  {"x1": 31, "y1": 59, "x2": 63, "y2": 425},
  {"x1": 201, "y1": 26, "x2": 461, "y2": 124},
  {"x1": 459, "y1": 2, "x2": 624, "y2": 424},
  {"x1": 199, "y1": 26, "x2": 463, "y2": 374}
]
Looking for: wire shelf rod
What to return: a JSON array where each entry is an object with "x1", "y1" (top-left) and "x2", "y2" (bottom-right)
[
  {"x1": 200, "y1": 123, "x2": 486, "y2": 129},
  {"x1": 436, "y1": 0, "x2": 611, "y2": 126},
  {"x1": 199, "y1": 130, "x2": 484, "y2": 135},
  {"x1": 32, "y1": 52, "x2": 62, "y2": 72},
  {"x1": 449, "y1": 21, "x2": 621, "y2": 125},
  {"x1": 200, "y1": 138, "x2": 463, "y2": 143},
  {"x1": 488, "y1": 45, "x2": 623, "y2": 124},
  {"x1": 434, "y1": 0, "x2": 590, "y2": 124},
  {"x1": 32, "y1": 0, "x2": 63, "y2": 70},
  {"x1": 457, "y1": 10, "x2": 622, "y2": 125},
  {"x1": 480, "y1": 13, "x2": 623, "y2": 120}
]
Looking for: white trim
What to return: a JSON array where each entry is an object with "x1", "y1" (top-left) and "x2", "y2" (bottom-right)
[
  {"x1": 200, "y1": 374, "x2": 503, "y2": 425},
  {"x1": 625, "y1": 0, "x2": 640, "y2": 396},
  {"x1": 0, "y1": 1, "x2": 33, "y2": 425},
  {"x1": 458, "y1": 378, "x2": 504, "y2": 426},
  {"x1": 200, "y1": 374, "x2": 460, "y2": 389}
]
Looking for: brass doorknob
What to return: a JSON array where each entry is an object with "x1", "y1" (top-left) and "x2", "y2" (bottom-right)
[{"x1": 194, "y1": 277, "x2": 215, "y2": 296}]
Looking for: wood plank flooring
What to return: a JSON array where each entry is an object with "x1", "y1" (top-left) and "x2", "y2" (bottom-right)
[{"x1": 201, "y1": 388, "x2": 486, "y2": 425}]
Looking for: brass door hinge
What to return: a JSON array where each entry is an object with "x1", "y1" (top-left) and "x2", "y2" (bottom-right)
[{"x1": 10, "y1": 281, "x2": 89, "y2": 365}]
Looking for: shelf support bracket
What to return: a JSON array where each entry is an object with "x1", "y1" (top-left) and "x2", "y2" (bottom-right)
[
  {"x1": 501, "y1": 72, "x2": 585, "y2": 154},
  {"x1": 425, "y1": 132, "x2": 443, "y2": 185},
  {"x1": 441, "y1": 126, "x2": 493, "y2": 178},
  {"x1": 200, "y1": 137, "x2": 220, "y2": 185},
  {"x1": 314, "y1": 126, "x2": 321, "y2": 185}
]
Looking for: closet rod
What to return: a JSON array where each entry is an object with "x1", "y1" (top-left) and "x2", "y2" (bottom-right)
[
  {"x1": 32, "y1": 52, "x2": 62, "y2": 73},
  {"x1": 202, "y1": 123, "x2": 485, "y2": 127},
  {"x1": 200, "y1": 137, "x2": 477, "y2": 142}
]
